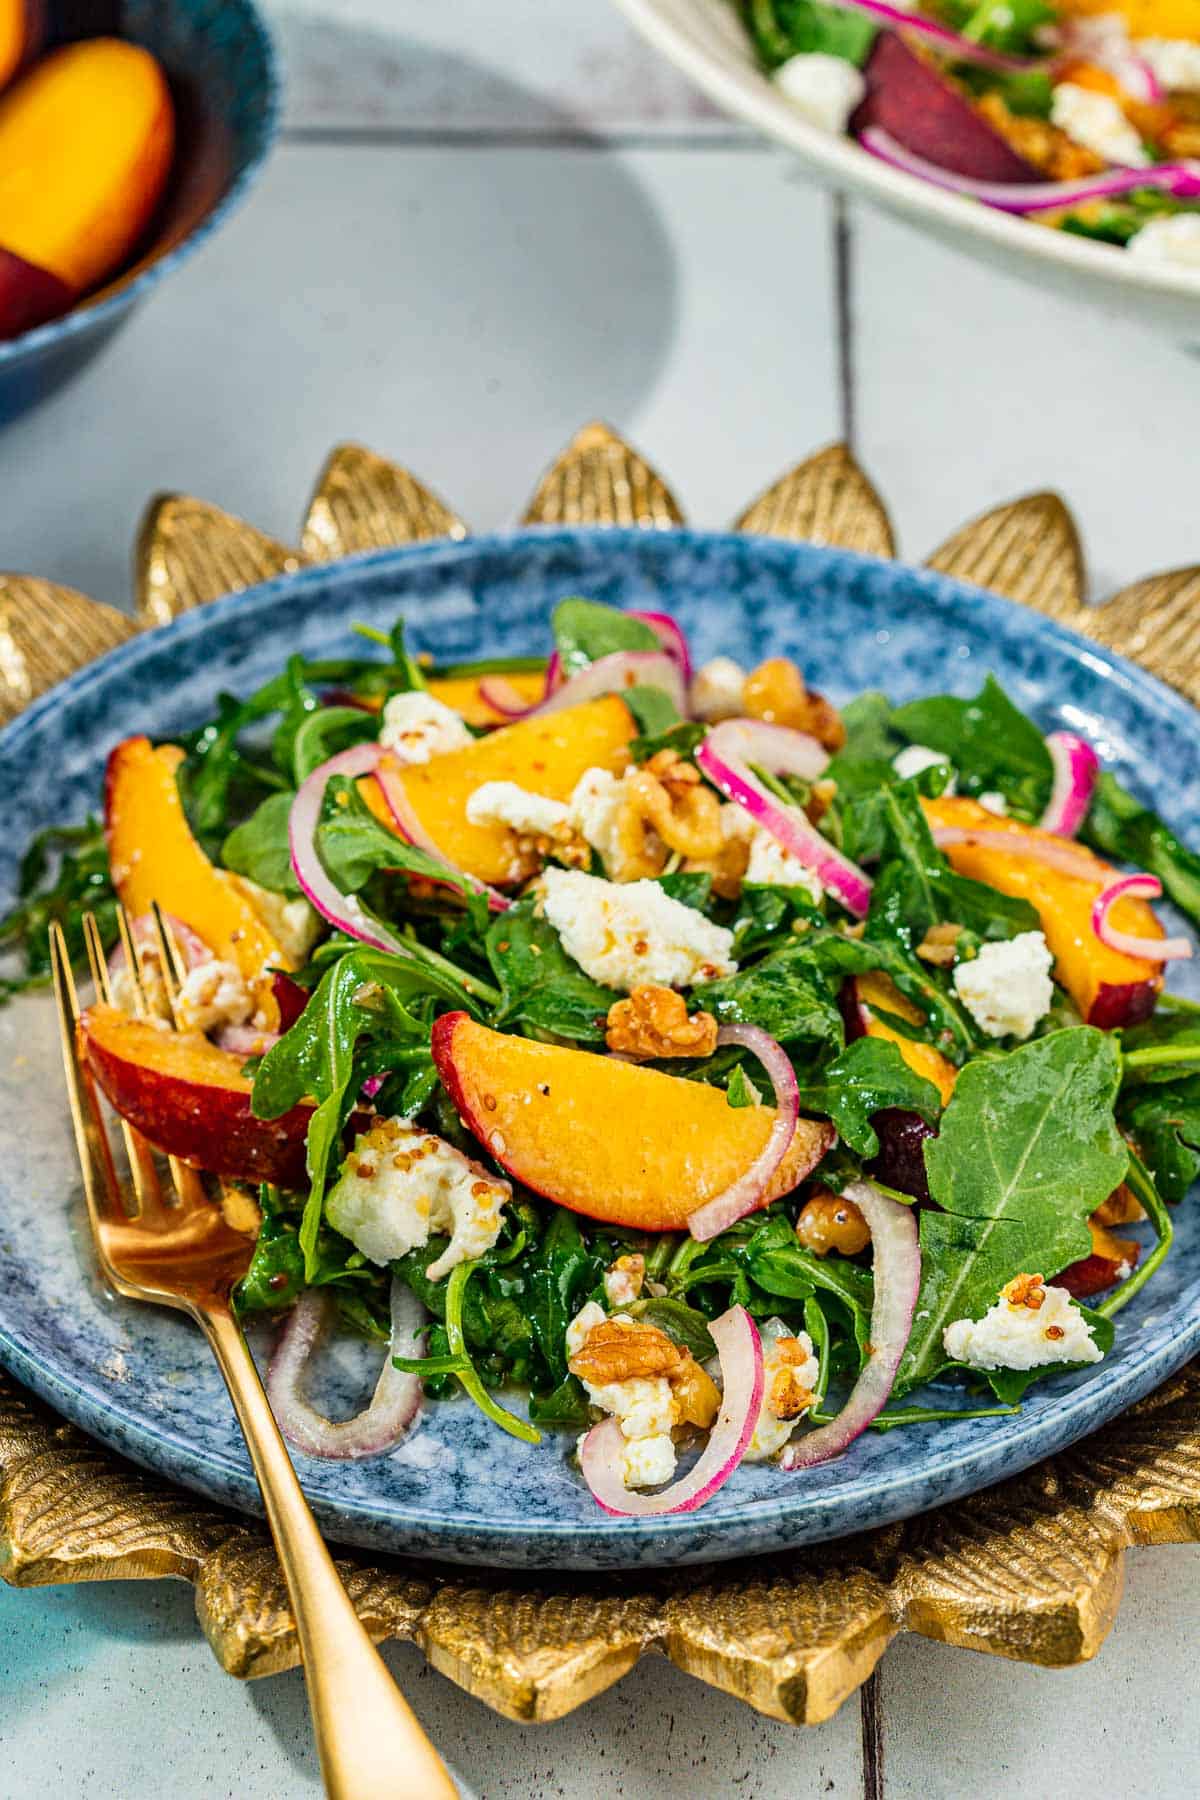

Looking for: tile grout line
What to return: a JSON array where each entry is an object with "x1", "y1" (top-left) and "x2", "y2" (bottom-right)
[
  {"x1": 277, "y1": 125, "x2": 764, "y2": 151},
  {"x1": 833, "y1": 190, "x2": 857, "y2": 451},
  {"x1": 860, "y1": 1668, "x2": 885, "y2": 1800}
]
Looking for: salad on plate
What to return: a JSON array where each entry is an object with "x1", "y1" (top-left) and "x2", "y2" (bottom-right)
[
  {"x1": 8, "y1": 597, "x2": 1200, "y2": 1518},
  {"x1": 740, "y1": 0, "x2": 1200, "y2": 267}
]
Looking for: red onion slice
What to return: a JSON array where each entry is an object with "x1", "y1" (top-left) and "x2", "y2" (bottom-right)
[
  {"x1": 476, "y1": 675, "x2": 541, "y2": 718},
  {"x1": 532, "y1": 649, "x2": 687, "y2": 718},
  {"x1": 579, "y1": 1305, "x2": 764, "y2": 1516},
  {"x1": 373, "y1": 759, "x2": 510, "y2": 913},
  {"x1": 697, "y1": 719, "x2": 873, "y2": 917},
  {"x1": 831, "y1": 0, "x2": 1043, "y2": 68},
  {"x1": 860, "y1": 126, "x2": 1200, "y2": 213},
  {"x1": 686, "y1": 1023, "x2": 801, "y2": 1242},
  {"x1": 289, "y1": 742, "x2": 412, "y2": 954},
  {"x1": 629, "y1": 609, "x2": 693, "y2": 683},
  {"x1": 1039, "y1": 731, "x2": 1100, "y2": 838},
  {"x1": 930, "y1": 822, "x2": 1104, "y2": 881},
  {"x1": 782, "y1": 1181, "x2": 920, "y2": 1469},
  {"x1": 1092, "y1": 873, "x2": 1192, "y2": 963},
  {"x1": 266, "y1": 1276, "x2": 425, "y2": 1460}
]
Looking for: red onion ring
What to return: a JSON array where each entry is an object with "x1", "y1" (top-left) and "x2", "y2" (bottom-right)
[
  {"x1": 860, "y1": 126, "x2": 1200, "y2": 212},
  {"x1": 781, "y1": 1181, "x2": 920, "y2": 1469},
  {"x1": 1092, "y1": 874, "x2": 1192, "y2": 963},
  {"x1": 289, "y1": 742, "x2": 413, "y2": 954},
  {"x1": 930, "y1": 822, "x2": 1104, "y2": 881},
  {"x1": 527, "y1": 649, "x2": 687, "y2": 719},
  {"x1": 697, "y1": 719, "x2": 872, "y2": 918},
  {"x1": 579, "y1": 1305, "x2": 764, "y2": 1515},
  {"x1": 629, "y1": 609, "x2": 693, "y2": 683},
  {"x1": 372, "y1": 759, "x2": 510, "y2": 913},
  {"x1": 687, "y1": 1024, "x2": 801, "y2": 1242},
  {"x1": 1040, "y1": 731, "x2": 1099, "y2": 838},
  {"x1": 476, "y1": 675, "x2": 541, "y2": 719},
  {"x1": 266, "y1": 1276, "x2": 426, "y2": 1460}
]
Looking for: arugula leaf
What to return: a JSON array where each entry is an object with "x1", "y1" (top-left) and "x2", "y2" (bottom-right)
[
  {"x1": 629, "y1": 1295, "x2": 717, "y2": 1360},
  {"x1": 891, "y1": 676, "x2": 1053, "y2": 817},
  {"x1": 552, "y1": 597, "x2": 658, "y2": 676},
  {"x1": 234, "y1": 1186, "x2": 378, "y2": 1315},
  {"x1": 486, "y1": 897, "x2": 618, "y2": 1043},
  {"x1": 317, "y1": 775, "x2": 483, "y2": 905},
  {"x1": 221, "y1": 792, "x2": 300, "y2": 896},
  {"x1": 741, "y1": 0, "x2": 877, "y2": 67},
  {"x1": 0, "y1": 817, "x2": 116, "y2": 997},
  {"x1": 695, "y1": 940, "x2": 844, "y2": 1050},
  {"x1": 622, "y1": 684, "x2": 680, "y2": 740},
  {"x1": 252, "y1": 945, "x2": 480, "y2": 1278},
  {"x1": 1083, "y1": 770, "x2": 1200, "y2": 929},
  {"x1": 1119, "y1": 1077, "x2": 1200, "y2": 1201},
  {"x1": 526, "y1": 1210, "x2": 604, "y2": 1386},
  {"x1": 631, "y1": 719, "x2": 707, "y2": 765},
  {"x1": 730, "y1": 883, "x2": 825, "y2": 959},
  {"x1": 796, "y1": 1036, "x2": 942, "y2": 1157},
  {"x1": 895, "y1": 1028, "x2": 1128, "y2": 1395},
  {"x1": 656, "y1": 870, "x2": 713, "y2": 912},
  {"x1": 292, "y1": 705, "x2": 378, "y2": 786}
]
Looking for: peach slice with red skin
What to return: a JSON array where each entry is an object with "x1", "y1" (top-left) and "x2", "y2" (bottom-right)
[
  {"x1": 80, "y1": 1003, "x2": 313, "y2": 1188},
  {"x1": 922, "y1": 795, "x2": 1164, "y2": 1028},
  {"x1": 105, "y1": 736, "x2": 289, "y2": 1025},
  {"x1": 1053, "y1": 1218, "x2": 1141, "y2": 1300},
  {"x1": 362, "y1": 693, "x2": 636, "y2": 886},
  {"x1": 432, "y1": 1013, "x2": 835, "y2": 1232}
]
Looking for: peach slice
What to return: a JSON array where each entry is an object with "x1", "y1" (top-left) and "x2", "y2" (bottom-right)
[
  {"x1": 80, "y1": 1003, "x2": 312, "y2": 1188},
  {"x1": 0, "y1": 39, "x2": 175, "y2": 337},
  {"x1": 432, "y1": 1013, "x2": 835, "y2": 1231},
  {"x1": 854, "y1": 971, "x2": 958, "y2": 1106},
  {"x1": 923, "y1": 795, "x2": 1164, "y2": 1028},
  {"x1": 1052, "y1": 1217, "x2": 1141, "y2": 1300},
  {"x1": 365, "y1": 694, "x2": 635, "y2": 885},
  {"x1": 426, "y1": 670, "x2": 546, "y2": 727},
  {"x1": 105, "y1": 736, "x2": 288, "y2": 1022}
]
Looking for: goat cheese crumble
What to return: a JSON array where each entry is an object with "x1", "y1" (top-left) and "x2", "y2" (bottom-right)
[
  {"x1": 1127, "y1": 213, "x2": 1200, "y2": 271},
  {"x1": 1136, "y1": 36, "x2": 1200, "y2": 91},
  {"x1": 465, "y1": 780, "x2": 571, "y2": 837},
  {"x1": 540, "y1": 866, "x2": 737, "y2": 990},
  {"x1": 689, "y1": 656, "x2": 747, "y2": 722},
  {"x1": 567, "y1": 1301, "x2": 679, "y2": 1489},
  {"x1": 774, "y1": 53, "x2": 867, "y2": 134},
  {"x1": 742, "y1": 1319, "x2": 821, "y2": 1462},
  {"x1": 379, "y1": 691, "x2": 473, "y2": 764},
  {"x1": 892, "y1": 744, "x2": 955, "y2": 788},
  {"x1": 944, "y1": 1284, "x2": 1103, "y2": 1371},
  {"x1": 176, "y1": 959, "x2": 255, "y2": 1035},
  {"x1": 326, "y1": 1117, "x2": 510, "y2": 1281},
  {"x1": 1050, "y1": 83, "x2": 1149, "y2": 168},
  {"x1": 952, "y1": 930, "x2": 1054, "y2": 1039}
]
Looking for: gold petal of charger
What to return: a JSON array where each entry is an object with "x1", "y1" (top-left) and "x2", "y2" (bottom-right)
[{"x1": 2, "y1": 426, "x2": 1200, "y2": 1727}]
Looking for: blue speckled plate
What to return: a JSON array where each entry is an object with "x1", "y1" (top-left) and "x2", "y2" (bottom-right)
[{"x1": 1, "y1": 528, "x2": 1197, "y2": 1571}]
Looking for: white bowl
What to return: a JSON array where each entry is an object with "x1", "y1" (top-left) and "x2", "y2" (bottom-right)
[{"x1": 614, "y1": 0, "x2": 1200, "y2": 340}]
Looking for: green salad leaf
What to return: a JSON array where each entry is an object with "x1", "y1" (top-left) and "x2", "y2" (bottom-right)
[
  {"x1": 221, "y1": 791, "x2": 300, "y2": 896},
  {"x1": 487, "y1": 897, "x2": 619, "y2": 1043},
  {"x1": 895, "y1": 1027, "x2": 1128, "y2": 1395},
  {"x1": 891, "y1": 676, "x2": 1054, "y2": 817},
  {"x1": 552, "y1": 597, "x2": 658, "y2": 676},
  {"x1": 796, "y1": 1036, "x2": 942, "y2": 1157},
  {"x1": 695, "y1": 940, "x2": 844, "y2": 1051}
]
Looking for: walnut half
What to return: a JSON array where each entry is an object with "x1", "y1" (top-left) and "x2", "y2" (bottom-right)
[{"x1": 606, "y1": 985, "x2": 719, "y2": 1060}]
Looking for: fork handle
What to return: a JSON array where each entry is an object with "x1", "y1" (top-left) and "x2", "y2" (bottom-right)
[{"x1": 199, "y1": 1305, "x2": 458, "y2": 1800}]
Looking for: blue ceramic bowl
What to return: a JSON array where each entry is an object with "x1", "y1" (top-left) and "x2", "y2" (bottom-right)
[
  {"x1": 0, "y1": 0, "x2": 278, "y2": 422},
  {"x1": 1, "y1": 528, "x2": 1197, "y2": 1570}
]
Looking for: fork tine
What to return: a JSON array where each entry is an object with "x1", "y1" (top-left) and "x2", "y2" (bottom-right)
[
  {"x1": 149, "y1": 901, "x2": 187, "y2": 1018},
  {"x1": 113, "y1": 902, "x2": 150, "y2": 1018},
  {"x1": 50, "y1": 922, "x2": 127, "y2": 1240},
  {"x1": 82, "y1": 910, "x2": 166, "y2": 1219}
]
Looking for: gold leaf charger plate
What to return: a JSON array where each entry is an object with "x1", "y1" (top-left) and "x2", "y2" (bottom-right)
[{"x1": 2, "y1": 425, "x2": 1200, "y2": 1723}]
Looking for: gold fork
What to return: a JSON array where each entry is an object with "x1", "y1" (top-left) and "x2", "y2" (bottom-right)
[{"x1": 52, "y1": 907, "x2": 458, "y2": 1800}]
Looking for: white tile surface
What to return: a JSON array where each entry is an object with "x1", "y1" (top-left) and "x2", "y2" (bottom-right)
[
  {"x1": 880, "y1": 1547, "x2": 1200, "y2": 1800},
  {"x1": 0, "y1": 1578, "x2": 863, "y2": 1798},
  {"x1": 0, "y1": 144, "x2": 839, "y2": 608},
  {"x1": 265, "y1": 0, "x2": 732, "y2": 134},
  {"x1": 849, "y1": 204, "x2": 1200, "y2": 598}
]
